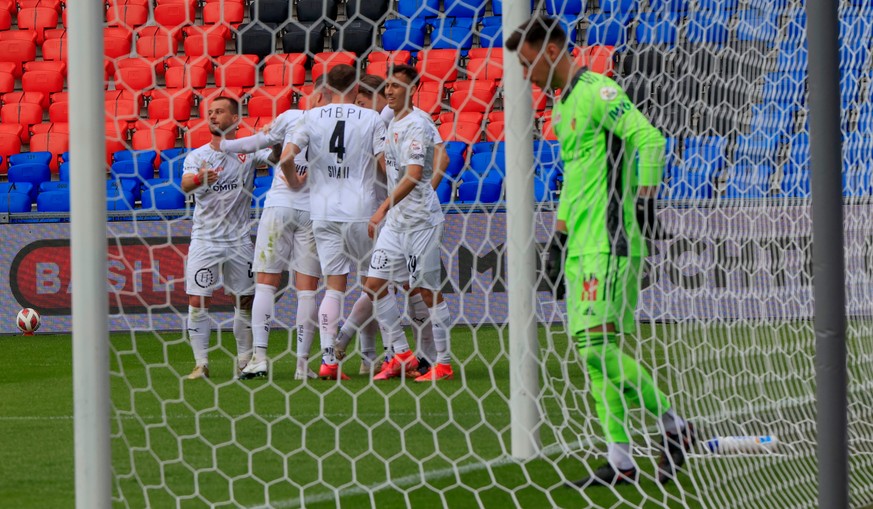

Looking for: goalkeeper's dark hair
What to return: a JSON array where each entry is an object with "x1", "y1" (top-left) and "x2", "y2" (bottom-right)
[
  {"x1": 389, "y1": 64, "x2": 419, "y2": 87},
  {"x1": 358, "y1": 74, "x2": 386, "y2": 99},
  {"x1": 505, "y1": 16, "x2": 567, "y2": 52},
  {"x1": 212, "y1": 95, "x2": 240, "y2": 115}
]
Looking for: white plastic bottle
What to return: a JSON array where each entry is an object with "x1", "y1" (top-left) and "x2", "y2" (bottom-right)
[{"x1": 704, "y1": 435, "x2": 779, "y2": 454}]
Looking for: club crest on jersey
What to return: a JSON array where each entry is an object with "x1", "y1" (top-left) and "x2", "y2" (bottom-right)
[
  {"x1": 237, "y1": 153, "x2": 247, "y2": 163},
  {"x1": 581, "y1": 276, "x2": 598, "y2": 301},
  {"x1": 600, "y1": 86, "x2": 618, "y2": 102}
]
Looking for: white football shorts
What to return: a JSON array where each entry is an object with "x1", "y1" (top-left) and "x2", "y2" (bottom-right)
[
  {"x1": 253, "y1": 206, "x2": 322, "y2": 277},
  {"x1": 312, "y1": 220, "x2": 373, "y2": 277},
  {"x1": 185, "y1": 239, "x2": 256, "y2": 297},
  {"x1": 367, "y1": 223, "x2": 443, "y2": 290}
]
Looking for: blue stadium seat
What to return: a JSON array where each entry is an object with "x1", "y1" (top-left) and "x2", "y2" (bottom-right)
[
  {"x1": 843, "y1": 133, "x2": 872, "y2": 166},
  {"x1": 160, "y1": 147, "x2": 189, "y2": 163},
  {"x1": 1, "y1": 181, "x2": 34, "y2": 199},
  {"x1": 114, "y1": 149, "x2": 158, "y2": 164},
  {"x1": 444, "y1": 141, "x2": 467, "y2": 158},
  {"x1": 471, "y1": 141, "x2": 504, "y2": 155},
  {"x1": 252, "y1": 186, "x2": 270, "y2": 208},
  {"x1": 697, "y1": 0, "x2": 738, "y2": 11},
  {"x1": 761, "y1": 72, "x2": 806, "y2": 104},
  {"x1": 750, "y1": 103, "x2": 795, "y2": 134},
  {"x1": 458, "y1": 180, "x2": 502, "y2": 203},
  {"x1": 545, "y1": 0, "x2": 585, "y2": 16},
  {"x1": 436, "y1": 180, "x2": 453, "y2": 203},
  {"x1": 60, "y1": 151, "x2": 70, "y2": 162},
  {"x1": 736, "y1": 10, "x2": 778, "y2": 45},
  {"x1": 0, "y1": 192, "x2": 31, "y2": 213},
  {"x1": 8, "y1": 163, "x2": 51, "y2": 199},
  {"x1": 142, "y1": 180, "x2": 186, "y2": 210},
  {"x1": 648, "y1": 0, "x2": 688, "y2": 12},
  {"x1": 780, "y1": 168, "x2": 810, "y2": 198},
  {"x1": 667, "y1": 167, "x2": 714, "y2": 200},
  {"x1": 37, "y1": 190, "x2": 71, "y2": 212},
  {"x1": 460, "y1": 169, "x2": 503, "y2": 184},
  {"x1": 111, "y1": 155, "x2": 157, "y2": 181},
  {"x1": 534, "y1": 178, "x2": 551, "y2": 201},
  {"x1": 557, "y1": 15, "x2": 580, "y2": 45},
  {"x1": 158, "y1": 159, "x2": 185, "y2": 183},
  {"x1": 784, "y1": 9, "x2": 805, "y2": 42},
  {"x1": 586, "y1": 13, "x2": 630, "y2": 47},
  {"x1": 636, "y1": 13, "x2": 679, "y2": 45},
  {"x1": 397, "y1": 0, "x2": 439, "y2": 18},
  {"x1": 59, "y1": 161, "x2": 71, "y2": 182},
  {"x1": 599, "y1": 0, "x2": 636, "y2": 14},
  {"x1": 734, "y1": 134, "x2": 781, "y2": 165},
  {"x1": 108, "y1": 179, "x2": 141, "y2": 203},
  {"x1": 843, "y1": 165, "x2": 872, "y2": 197},
  {"x1": 430, "y1": 17, "x2": 475, "y2": 51},
  {"x1": 533, "y1": 140, "x2": 560, "y2": 165},
  {"x1": 686, "y1": 12, "x2": 729, "y2": 45},
  {"x1": 39, "y1": 181, "x2": 69, "y2": 193},
  {"x1": 479, "y1": 16, "x2": 503, "y2": 47},
  {"x1": 787, "y1": 133, "x2": 809, "y2": 166},
  {"x1": 9, "y1": 151, "x2": 53, "y2": 167},
  {"x1": 254, "y1": 175, "x2": 273, "y2": 188},
  {"x1": 470, "y1": 151, "x2": 506, "y2": 178},
  {"x1": 106, "y1": 188, "x2": 136, "y2": 211},
  {"x1": 776, "y1": 44, "x2": 807, "y2": 71},
  {"x1": 683, "y1": 137, "x2": 726, "y2": 172},
  {"x1": 538, "y1": 164, "x2": 563, "y2": 191},
  {"x1": 725, "y1": 165, "x2": 772, "y2": 199},
  {"x1": 444, "y1": 0, "x2": 487, "y2": 18},
  {"x1": 382, "y1": 18, "x2": 426, "y2": 52}
]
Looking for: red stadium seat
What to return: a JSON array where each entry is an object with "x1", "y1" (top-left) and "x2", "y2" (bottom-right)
[
  {"x1": 154, "y1": 1, "x2": 195, "y2": 29},
  {"x1": 104, "y1": 90, "x2": 141, "y2": 122},
  {"x1": 17, "y1": 7, "x2": 58, "y2": 44},
  {"x1": 0, "y1": 71, "x2": 14, "y2": 94},
  {"x1": 165, "y1": 64, "x2": 209, "y2": 89},
  {"x1": 106, "y1": 3, "x2": 149, "y2": 28},
  {"x1": 148, "y1": 88, "x2": 194, "y2": 121},
  {"x1": 30, "y1": 121, "x2": 68, "y2": 135},
  {"x1": 438, "y1": 111, "x2": 483, "y2": 126},
  {"x1": 135, "y1": 29, "x2": 179, "y2": 60},
  {"x1": 3, "y1": 90, "x2": 47, "y2": 110},
  {"x1": 184, "y1": 120, "x2": 213, "y2": 148},
  {"x1": 466, "y1": 58, "x2": 504, "y2": 83},
  {"x1": 0, "y1": 0, "x2": 13, "y2": 16},
  {"x1": 24, "y1": 60, "x2": 66, "y2": 76},
  {"x1": 18, "y1": 0, "x2": 62, "y2": 11},
  {"x1": 213, "y1": 55, "x2": 257, "y2": 88},
  {"x1": 449, "y1": 80, "x2": 497, "y2": 113},
  {"x1": 203, "y1": 1, "x2": 245, "y2": 26},
  {"x1": 532, "y1": 85, "x2": 548, "y2": 111},
  {"x1": 540, "y1": 117, "x2": 557, "y2": 141},
  {"x1": 105, "y1": 119, "x2": 132, "y2": 155},
  {"x1": 43, "y1": 27, "x2": 66, "y2": 40},
  {"x1": 1, "y1": 102, "x2": 42, "y2": 142},
  {"x1": 312, "y1": 51, "x2": 357, "y2": 84},
  {"x1": 196, "y1": 87, "x2": 244, "y2": 117},
  {"x1": 579, "y1": 45, "x2": 617, "y2": 77},
  {"x1": 114, "y1": 60, "x2": 156, "y2": 94},
  {"x1": 467, "y1": 48, "x2": 503, "y2": 61},
  {"x1": 366, "y1": 50, "x2": 411, "y2": 76},
  {"x1": 438, "y1": 115, "x2": 483, "y2": 144},
  {"x1": 412, "y1": 81, "x2": 443, "y2": 116},
  {"x1": 236, "y1": 123, "x2": 255, "y2": 139},
  {"x1": 183, "y1": 31, "x2": 227, "y2": 57},
  {"x1": 247, "y1": 94, "x2": 292, "y2": 118},
  {"x1": 485, "y1": 111, "x2": 504, "y2": 142},
  {"x1": 416, "y1": 49, "x2": 460, "y2": 85},
  {"x1": 0, "y1": 30, "x2": 37, "y2": 43},
  {"x1": 0, "y1": 132, "x2": 21, "y2": 173},
  {"x1": 0, "y1": 39, "x2": 37, "y2": 77},
  {"x1": 0, "y1": 9, "x2": 11, "y2": 30},
  {"x1": 42, "y1": 37, "x2": 67, "y2": 61},
  {"x1": 132, "y1": 120, "x2": 179, "y2": 153},
  {"x1": 263, "y1": 62, "x2": 306, "y2": 88},
  {"x1": 30, "y1": 130, "x2": 68, "y2": 172},
  {"x1": 262, "y1": 53, "x2": 307, "y2": 67},
  {"x1": 48, "y1": 101, "x2": 66, "y2": 122},
  {"x1": 104, "y1": 28, "x2": 133, "y2": 59},
  {"x1": 22, "y1": 69, "x2": 65, "y2": 98},
  {"x1": 183, "y1": 24, "x2": 232, "y2": 40}
]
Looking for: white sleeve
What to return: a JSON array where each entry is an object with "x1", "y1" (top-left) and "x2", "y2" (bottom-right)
[
  {"x1": 372, "y1": 117, "x2": 387, "y2": 156},
  {"x1": 182, "y1": 151, "x2": 201, "y2": 175},
  {"x1": 284, "y1": 113, "x2": 310, "y2": 151},
  {"x1": 251, "y1": 148, "x2": 275, "y2": 167},
  {"x1": 429, "y1": 120, "x2": 443, "y2": 144},
  {"x1": 221, "y1": 132, "x2": 274, "y2": 154},
  {"x1": 400, "y1": 124, "x2": 428, "y2": 168}
]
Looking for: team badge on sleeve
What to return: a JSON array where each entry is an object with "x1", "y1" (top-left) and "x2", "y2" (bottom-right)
[{"x1": 600, "y1": 87, "x2": 618, "y2": 102}]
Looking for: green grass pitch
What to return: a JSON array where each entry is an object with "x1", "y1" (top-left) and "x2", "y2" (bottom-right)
[{"x1": 2, "y1": 324, "x2": 716, "y2": 508}]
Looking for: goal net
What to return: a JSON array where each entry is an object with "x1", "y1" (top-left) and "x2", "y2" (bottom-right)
[{"x1": 37, "y1": 0, "x2": 868, "y2": 507}]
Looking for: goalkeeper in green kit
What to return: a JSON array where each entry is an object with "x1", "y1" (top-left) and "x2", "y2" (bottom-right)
[{"x1": 506, "y1": 16, "x2": 696, "y2": 487}]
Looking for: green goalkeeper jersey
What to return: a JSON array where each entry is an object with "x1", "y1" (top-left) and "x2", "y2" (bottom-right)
[{"x1": 552, "y1": 69, "x2": 666, "y2": 257}]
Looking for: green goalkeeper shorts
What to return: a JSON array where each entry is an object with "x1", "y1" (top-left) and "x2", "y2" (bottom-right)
[{"x1": 564, "y1": 253, "x2": 642, "y2": 338}]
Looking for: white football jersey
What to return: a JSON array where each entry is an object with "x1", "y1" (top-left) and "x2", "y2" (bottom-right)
[
  {"x1": 221, "y1": 109, "x2": 310, "y2": 211},
  {"x1": 378, "y1": 105, "x2": 442, "y2": 205},
  {"x1": 384, "y1": 113, "x2": 444, "y2": 231},
  {"x1": 285, "y1": 104, "x2": 386, "y2": 222},
  {"x1": 183, "y1": 145, "x2": 273, "y2": 245}
]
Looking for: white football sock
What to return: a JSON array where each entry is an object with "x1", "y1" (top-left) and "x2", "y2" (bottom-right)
[
  {"x1": 409, "y1": 293, "x2": 436, "y2": 363},
  {"x1": 374, "y1": 295, "x2": 410, "y2": 354},
  {"x1": 335, "y1": 293, "x2": 372, "y2": 351},
  {"x1": 607, "y1": 443, "x2": 634, "y2": 471},
  {"x1": 429, "y1": 300, "x2": 452, "y2": 365},
  {"x1": 234, "y1": 307, "x2": 253, "y2": 367},
  {"x1": 319, "y1": 289, "x2": 343, "y2": 364},
  {"x1": 187, "y1": 305, "x2": 211, "y2": 366},
  {"x1": 360, "y1": 319, "x2": 379, "y2": 363},
  {"x1": 296, "y1": 290, "x2": 318, "y2": 361},
  {"x1": 251, "y1": 284, "x2": 276, "y2": 352}
]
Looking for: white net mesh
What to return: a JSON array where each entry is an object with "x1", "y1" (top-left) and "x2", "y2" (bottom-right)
[{"x1": 4, "y1": 0, "x2": 857, "y2": 507}]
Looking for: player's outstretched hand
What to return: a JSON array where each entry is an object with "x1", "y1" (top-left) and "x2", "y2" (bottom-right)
[
  {"x1": 546, "y1": 232, "x2": 567, "y2": 300},
  {"x1": 200, "y1": 168, "x2": 220, "y2": 185}
]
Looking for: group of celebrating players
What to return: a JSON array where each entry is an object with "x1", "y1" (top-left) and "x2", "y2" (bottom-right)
[{"x1": 179, "y1": 63, "x2": 454, "y2": 384}]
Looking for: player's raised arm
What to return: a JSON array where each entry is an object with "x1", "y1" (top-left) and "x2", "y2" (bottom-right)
[
  {"x1": 220, "y1": 131, "x2": 276, "y2": 154},
  {"x1": 279, "y1": 142, "x2": 304, "y2": 189},
  {"x1": 181, "y1": 156, "x2": 219, "y2": 193}
]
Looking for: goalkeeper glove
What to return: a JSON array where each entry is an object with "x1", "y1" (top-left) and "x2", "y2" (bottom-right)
[
  {"x1": 546, "y1": 232, "x2": 567, "y2": 300},
  {"x1": 636, "y1": 197, "x2": 668, "y2": 240}
]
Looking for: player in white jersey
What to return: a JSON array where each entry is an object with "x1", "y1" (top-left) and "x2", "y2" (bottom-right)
[
  {"x1": 364, "y1": 65, "x2": 454, "y2": 381},
  {"x1": 334, "y1": 74, "x2": 450, "y2": 375},
  {"x1": 181, "y1": 96, "x2": 279, "y2": 380},
  {"x1": 280, "y1": 64, "x2": 413, "y2": 380},
  {"x1": 219, "y1": 77, "x2": 332, "y2": 381}
]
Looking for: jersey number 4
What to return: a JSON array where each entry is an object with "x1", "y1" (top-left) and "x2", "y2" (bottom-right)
[{"x1": 329, "y1": 121, "x2": 346, "y2": 163}]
